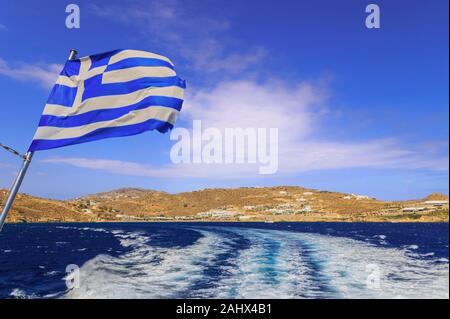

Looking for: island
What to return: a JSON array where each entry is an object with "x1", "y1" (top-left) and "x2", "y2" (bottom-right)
[{"x1": 1, "y1": 186, "x2": 448, "y2": 223}]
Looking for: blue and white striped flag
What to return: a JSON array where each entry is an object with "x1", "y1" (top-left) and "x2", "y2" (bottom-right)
[{"x1": 29, "y1": 49, "x2": 185, "y2": 151}]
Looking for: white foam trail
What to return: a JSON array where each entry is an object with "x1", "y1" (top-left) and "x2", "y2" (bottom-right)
[
  {"x1": 189, "y1": 228, "x2": 448, "y2": 299},
  {"x1": 10, "y1": 288, "x2": 32, "y2": 299},
  {"x1": 205, "y1": 229, "x2": 325, "y2": 298},
  {"x1": 9, "y1": 288, "x2": 55, "y2": 299},
  {"x1": 216, "y1": 228, "x2": 449, "y2": 299},
  {"x1": 61, "y1": 226, "x2": 449, "y2": 299},
  {"x1": 306, "y1": 236, "x2": 448, "y2": 298},
  {"x1": 64, "y1": 228, "x2": 229, "y2": 299}
]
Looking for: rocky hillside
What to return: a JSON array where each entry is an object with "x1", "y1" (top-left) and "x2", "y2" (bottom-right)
[
  {"x1": 0, "y1": 189, "x2": 94, "y2": 223},
  {"x1": 1, "y1": 186, "x2": 448, "y2": 223},
  {"x1": 424, "y1": 193, "x2": 449, "y2": 201}
]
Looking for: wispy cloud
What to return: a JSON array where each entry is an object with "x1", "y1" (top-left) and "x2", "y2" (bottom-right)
[
  {"x1": 42, "y1": 157, "x2": 176, "y2": 178},
  {"x1": 89, "y1": 0, "x2": 265, "y2": 75},
  {"x1": 184, "y1": 79, "x2": 448, "y2": 175},
  {"x1": 42, "y1": 142, "x2": 448, "y2": 179},
  {"x1": 41, "y1": 78, "x2": 449, "y2": 178},
  {"x1": 13, "y1": 1, "x2": 447, "y2": 180},
  {"x1": 0, "y1": 24, "x2": 7, "y2": 31},
  {"x1": 0, "y1": 57, "x2": 61, "y2": 89}
]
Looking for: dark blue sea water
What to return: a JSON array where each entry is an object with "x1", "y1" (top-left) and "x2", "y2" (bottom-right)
[{"x1": 0, "y1": 222, "x2": 448, "y2": 299}]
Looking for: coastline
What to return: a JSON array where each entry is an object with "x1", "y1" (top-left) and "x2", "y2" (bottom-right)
[
  {"x1": 5, "y1": 216, "x2": 449, "y2": 225},
  {"x1": 2, "y1": 186, "x2": 448, "y2": 224}
]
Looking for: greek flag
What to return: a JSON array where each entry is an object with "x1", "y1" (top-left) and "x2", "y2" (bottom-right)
[{"x1": 29, "y1": 49, "x2": 185, "y2": 151}]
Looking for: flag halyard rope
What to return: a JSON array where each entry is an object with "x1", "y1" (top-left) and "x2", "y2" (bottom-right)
[{"x1": 0, "y1": 142, "x2": 26, "y2": 160}]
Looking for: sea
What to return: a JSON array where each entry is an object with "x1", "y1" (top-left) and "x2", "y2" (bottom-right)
[{"x1": 0, "y1": 222, "x2": 448, "y2": 299}]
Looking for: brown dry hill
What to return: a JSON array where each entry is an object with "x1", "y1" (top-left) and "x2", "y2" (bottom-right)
[
  {"x1": 424, "y1": 193, "x2": 449, "y2": 201},
  {"x1": 1, "y1": 186, "x2": 448, "y2": 223},
  {"x1": 0, "y1": 189, "x2": 94, "y2": 222}
]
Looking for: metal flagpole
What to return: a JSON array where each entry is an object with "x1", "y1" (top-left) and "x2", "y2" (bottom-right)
[
  {"x1": 0, "y1": 152, "x2": 34, "y2": 231},
  {"x1": 0, "y1": 49, "x2": 78, "y2": 232}
]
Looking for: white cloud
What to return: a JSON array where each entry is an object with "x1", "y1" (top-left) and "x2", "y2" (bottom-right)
[
  {"x1": 41, "y1": 79, "x2": 449, "y2": 178},
  {"x1": 184, "y1": 80, "x2": 448, "y2": 175},
  {"x1": 90, "y1": 0, "x2": 182, "y2": 25},
  {"x1": 0, "y1": 24, "x2": 7, "y2": 31},
  {"x1": 89, "y1": 1, "x2": 265, "y2": 74},
  {"x1": 184, "y1": 43, "x2": 267, "y2": 74},
  {"x1": 0, "y1": 57, "x2": 62, "y2": 89},
  {"x1": 42, "y1": 157, "x2": 176, "y2": 178},
  {"x1": 16, "y1": 1, "x2": 445, "y2": 179},
  {"x1": 42, "y1": 157, "x2": 281, "y2": 179},
  {"x1": 183, "y1": 80, "x2": 325, "y2": 140}
]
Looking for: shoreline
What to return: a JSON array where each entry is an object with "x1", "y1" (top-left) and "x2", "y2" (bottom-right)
[
  {"x1": 5, "y1": 219, "x2": 449, "y2": 225},
  {"x1": 3, "y1": 186, "x2": 448, "y2": 224}
]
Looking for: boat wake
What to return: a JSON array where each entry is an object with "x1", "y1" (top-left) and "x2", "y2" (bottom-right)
[{"x1": 64, "y1": 226, "x2": 449, "y2": 299}]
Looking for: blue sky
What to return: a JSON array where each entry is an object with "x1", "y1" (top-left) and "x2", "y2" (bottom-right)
[{"x1": 0, "y1": 0, "x2": 448, "y2": 200}]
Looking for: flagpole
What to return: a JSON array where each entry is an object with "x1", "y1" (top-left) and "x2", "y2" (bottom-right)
[
  {"x1": 0, "y1": 152, "x2": 33, "y2": 231},
  {"x1": 0, "y1": 49, "x2": 78, "y2": 232}
]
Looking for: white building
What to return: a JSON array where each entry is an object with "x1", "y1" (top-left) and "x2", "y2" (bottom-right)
[
  {"x1": 343, "y1": 194, "x2": 371, "y2": 200},
  {"x1": 302, "y1": 206, "x2": 312, "y2": 213},
  {"x1": 196, "y1": 210, "x2": 239, "y2": 218},
  {"x1": 423, "y1": 200, "x2": 449, "y2": 206},
  {"x1": 196, "y1": 211, "x2": 212, "y2": 218}
]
